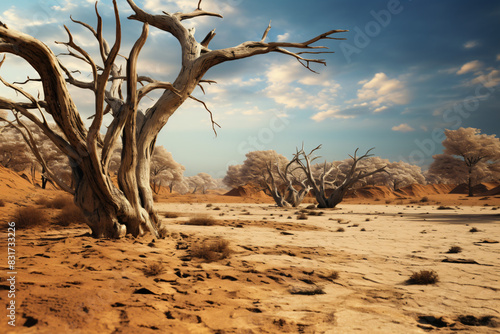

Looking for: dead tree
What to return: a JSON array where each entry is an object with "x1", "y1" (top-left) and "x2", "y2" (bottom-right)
[
  {"x1": 0, "y1": 0, "x2": 346, "y2": 238},
  {"x1": 263, "y1": 156, "x2": 311, "y2": 208},
  {"x1": 295, "y1": 145, "x2": 386, "y2": 208}
]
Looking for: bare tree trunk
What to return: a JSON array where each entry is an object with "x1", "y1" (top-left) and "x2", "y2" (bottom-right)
[
  {"x1": 0, "y1": 1, "x2": 345, "y2": 238},
  {"x1": 467, "y1": 167, "x2": 473, "y2": 197}
]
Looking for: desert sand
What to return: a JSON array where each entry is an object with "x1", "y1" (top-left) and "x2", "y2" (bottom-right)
[{"x1": 0, "y1": 168, "x2": 499, "y2": 333}]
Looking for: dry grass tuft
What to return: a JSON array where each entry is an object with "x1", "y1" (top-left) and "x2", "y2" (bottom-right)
[
  {"x1": 0, "y1": 199, "x2": 5, "y2": 207},
  {"x1": 184, "y1": 216, "x2": 217, "y2": 226},
  {"x1": 407, "y1": 270, "x2": 439, "y2": 285},
  {"x1": 469, "y1": 227, "x2": 479, "y2": 233},
  {"x1": 336, "y1": 227, "x2": 345, "y2": 232},
  {"x1": 143, "y1": 262, "x2": 166, "y2": 277},
  {"x1": 319, "y1": 271, "x2": 339, "y2": 281},
  {"x1": 447, "y1": 245, "x2": 462, "y2": 254},
  {"x1": 289, "y1": 285, "x2": 325, "y2": 295},
  {"x1": 43, "y1": 196, "x2": 74, "y2": 209},
  {"x1": 14, "y1": 206, "x2": 50, "y2": 229},
  {"x1": 420, "y1": 196, "x2": 429, "y2": 203},
  {"x1": 191, "y1": 238, "x2": 232, "y2": 262},
  {"x1": 297, "y1": 212, "x2": 308, "y2": 220},
  {"x1": 164, "y1": 212, "x2": 179, "y2": 219},
  {"x1": 437, "y1": 205, "x2": 453, "y2": 210},
  {"x1": 54, "y1": 205, "x2": 87, "y2": 227}
]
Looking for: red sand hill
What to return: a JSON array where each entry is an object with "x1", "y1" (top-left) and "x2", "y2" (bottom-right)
[
  {"x1": 225, "y1": 184, "x2": 268, "y2": 198},
  {"x1": 449, "y1": 183, "x2": 496, "y2": 195},
  {"x1": 0, "y1": 164, "x2": 37, "y2": 202}
]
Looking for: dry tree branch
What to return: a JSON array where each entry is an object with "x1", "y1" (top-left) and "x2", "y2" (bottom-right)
[
  {"x1": 261, "y1": 21, "x2": 272, "y2": 42},
  {"x1": 188, "y1": 94, "x2": 221, "y2": 136},
  {"x1": 201, "y1": 29, "x2": 216, "y2": 48},
  {"x1": 198, "y1": 79, "x2": 216, "y2": 94},
  {"x1": 137, "y1": 81, "x2": 181, "y2": 103},
  {"x1": 1, "y1": 114, "x2": 74, "y2": 194},
  {"x1": 55, "y1": 25, "x2": 99, "y2": 88}
]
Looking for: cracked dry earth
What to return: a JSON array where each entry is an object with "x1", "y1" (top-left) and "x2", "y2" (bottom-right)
[{"x1": 1, "y1": 203, "x2": 499, "y2": 333}]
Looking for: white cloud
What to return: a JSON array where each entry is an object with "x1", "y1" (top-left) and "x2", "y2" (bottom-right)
[
  {"x1": 463, "y1": 40, "x2": 480, "y2": 49},
  {"x1": 355, "y1": 72, "x2": 410, "y2": 109},
  {"x1": 144, "y1": 0, "x2": 237, "y2": 15},
  {"x1": 241, "y1": 107, "x2": 264, "y2": 116},
  {"x1": 1, "y1": 6, "x2": 59, "y2": 29},
  {"x1": 51, "y1": 0, "x2": 94, "y2": 12},
  {"x1": 469, "y1": 69, "x2": 500, "y2": 88},
  {"x1": 277, "y1": 32, "x2": 290, "y2": 42},
  {"x1": 392, "y1": 123, "x2": 415, "y2": 133},
  {"x1": 373, "y1": 106, "x2": 388, "y2": 113},
  {"x1": 264, "y1": 60, "x2": 341, "y2": 111},
  {"x1": 311, "y1": 109, "x2": 355, "y2": 122},
  {"x1": 456, "y1": 60, "x2": 483, "y2": 75}
]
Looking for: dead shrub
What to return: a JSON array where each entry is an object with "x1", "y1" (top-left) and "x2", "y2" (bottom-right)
[
  {"x1": 289, "y1": 285, "x2": 325, "y2": 295},
  {"x1": 297, "y1": 213, "x2": 308, "y2": 220},
  {"x1": 143, "y1": 262, "x2": 166, "y2": 277},
  {"x1": 306, "y1": 204, "x2": 316, "y2": 210},
  {"x1": 184, "y1": 216, "x2": 217, "y2": 226},
  {"x1": 336, "y1": 227, "x2": 345, "y2": 232},
  {"x1": 437, "y1": 205, "x2": 453, "y2": 210},
  {"x1": 54, "y1": 205, "x2": 87, "y2": 227},
  {"x1": 43, "y1": 195, "x2": 73, "y2": 209},
  {"x1": 457, "y1": 315, "x2": 499, "y2": 327},
  {"x1": 407, "y1": 270, "x2": 439, "y2": 285},
  {"x1": 447, "y1": 246, "x2": 462, "y2": 254},
  {"x1": 0, "y1": 199, "x2": 5, "y2": 207},
  {"x1": 164, "y1": 212, "x2": 179, "y2": 219},
  {"x1": 191, "y1": 238, "x2": 232, "y2": 262},
  {"x1": 469, "y1": 227, "x2": 479, "y2": 233},
  {"x1": 319, "y1": 271, "x2": 339, "y2": 281},
  {"x1": 14, "y1": 207, "x2": 50, "y2": 229},
  {"x1": 420, "y1": 196, "x2": 429, "y2": 203}
]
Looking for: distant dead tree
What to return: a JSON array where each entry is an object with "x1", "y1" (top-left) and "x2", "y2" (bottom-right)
[
  {"x1": 0, "y1": 0, "x2": 346, "y2": 238},
  {"x1": 438, "y1": 128, "x2": 500, "y2": 196},
  {"x1": 150, "y1": 146, "x2": 185, "y2": 194},
  {"x1": 223, "y1": 150, "x2": 289, "y2": 190},
  {"x1": 187, "y1": 173, "x2": 217, "y2": 194},
  {"x1": 262, "y1": 156, "x2": 311, "y2": 207},
  {"x1": 0, "y1": 121, "x2": 71, "y2": 189},
  {"x1": 295, "y1": 145, "x2": 387, "y2": 208}
]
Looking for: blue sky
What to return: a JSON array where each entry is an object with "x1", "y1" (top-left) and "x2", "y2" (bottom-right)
[{"x1": 0, "y1": 0, "x2": 499, "y2": 178}]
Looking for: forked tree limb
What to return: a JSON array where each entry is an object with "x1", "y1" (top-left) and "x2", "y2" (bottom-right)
[{"x1": 188, "y1": 94, "x2": 221, "y2": 135}]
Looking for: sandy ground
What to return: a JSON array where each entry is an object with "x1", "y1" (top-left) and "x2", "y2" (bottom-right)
[{"x1": 1, "y1": 193, "x2": 499, "y2": 333}]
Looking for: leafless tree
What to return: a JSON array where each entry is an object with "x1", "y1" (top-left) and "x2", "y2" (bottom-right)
[
  {"x1": 0, "y1": 120, "x2": 72, "y2": 189},
  {"x1": 295, "y1": 145, "x2": 387, "y2": 208},
  {"x1": 223, "y1": 150, "x2": 289, "y2": 189},
  {"x1": 0, "y1": 1, "x2": 346, "y2": 238},
  {"x1": 358, "y1": 157, "x2": 425, "y2": 190},
  {"x1": 187, "y1": 173, "x2": 217, "y2": 194},
  {"x1": 150, "y1": 146, "x2": 185, "y2": 194},
  {"x1": 441, "y1": 128, "x2": 500, "y2": 196},
  {"x1": 427, "y1": 153, "x2": 500, "y2": 189},
  {"x1": 262, "y1": 156, "x2": 311, "y2": 207}
]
